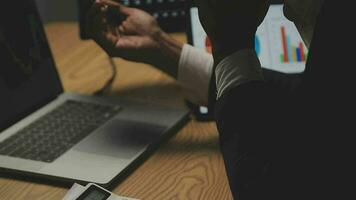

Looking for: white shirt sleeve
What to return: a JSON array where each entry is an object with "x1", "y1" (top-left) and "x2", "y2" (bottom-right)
[
  {"x1": 177, "y1": 44, "x2": 214, "y2": 106},
  {"x1": 215, "y1": 49, "x2": 263, "y2": 99}
]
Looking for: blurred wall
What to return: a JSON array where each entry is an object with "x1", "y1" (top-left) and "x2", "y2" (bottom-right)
[{"x1": 35, "y1": 0, "x2": 78, "y2": 23}]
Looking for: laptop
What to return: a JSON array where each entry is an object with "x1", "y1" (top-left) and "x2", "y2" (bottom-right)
[
  {"x1": 0, "y1": 0, "x2": 188, "y2": 187},
  {"x1": 186, "y1": 3, "x2": 308, "y2": 117}
]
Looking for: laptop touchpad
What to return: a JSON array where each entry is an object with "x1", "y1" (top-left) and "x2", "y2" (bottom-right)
[{"x1": 74, "y1": 119, "x2": 166, "y2": 159}]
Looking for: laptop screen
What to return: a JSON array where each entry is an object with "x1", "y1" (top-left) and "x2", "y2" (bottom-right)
[
  {"x1": 0, "y1": 0, "x2": 63, "y2": 131},
  {"x1": 188, "y1": 5, "x2": 308, "y2": 74}
]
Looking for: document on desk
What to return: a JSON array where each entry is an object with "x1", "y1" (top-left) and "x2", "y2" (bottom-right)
[{"x1": 63, "y1": 183, "x2": 139, "y2": 200}]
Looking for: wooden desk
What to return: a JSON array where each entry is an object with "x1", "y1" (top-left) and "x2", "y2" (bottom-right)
[{"x1": 0, "y1": 23, "x2": 232, "y2": 200}]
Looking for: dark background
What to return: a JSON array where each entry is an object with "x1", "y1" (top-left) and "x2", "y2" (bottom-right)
[
  {"x1": 35, "y1": 0, "x2": 284, "y2": 24},
  {"x1": 35, "y1": 0, "x2": 78, "y2": 23}
]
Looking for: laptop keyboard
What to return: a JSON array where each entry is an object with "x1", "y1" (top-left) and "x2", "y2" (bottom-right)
[{"x1": 0, "y1": 100, "x2": 120, "y2": 163}]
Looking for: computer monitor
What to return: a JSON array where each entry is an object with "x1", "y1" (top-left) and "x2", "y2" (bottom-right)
[
  {"x1": 187, "y1": 4, "x2": 308, "y2": 74},
  {"x1": 186, "y1": 3, "x2": 307, "y2": 120}
]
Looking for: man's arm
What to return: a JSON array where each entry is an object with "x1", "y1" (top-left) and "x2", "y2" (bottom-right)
[
  {"x1": 88, "y1": 0, "x2": 216, "y2": 106},
  {"x1": 195, "y1": 0, "x2": 327, "y2": 198},
  {"x1": 88, "y1": 0, "x2": 182, "y2": 77},
  {"x1": 193, "y1": 0, "x2": 296, "y2": 199},
  {"x1": 88, "y1": 0, "x2": 305, "y2": 106}
]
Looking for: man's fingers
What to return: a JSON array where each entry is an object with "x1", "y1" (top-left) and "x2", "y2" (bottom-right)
[
  {"x1": 118, "y1": 21, "x2": 137, "y2": 35},
  {"x1": 118, "y1": 25, "x2": 125, "y2": 34},
  {"x1": 116, "y1": 36, "x2": 137, "y2": 48},
  {"x1": 116, "y1": 36, "x2": 144, "y2": 49},
  {"x1": 105, "y1": 31, "x2": 118, "y2": 45}
]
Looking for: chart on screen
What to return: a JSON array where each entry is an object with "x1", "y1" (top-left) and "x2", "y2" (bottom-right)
[{"x1": 258, "y1": 5, "x2": 307, "y2": 73}]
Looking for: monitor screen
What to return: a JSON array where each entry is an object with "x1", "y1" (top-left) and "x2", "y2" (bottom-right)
[
  {"x1": 188, "y1": 5, "x2": 307, "y2": 74},
  {"x1": 0, "y1": 0, "x2": 63, "y2": 131}
]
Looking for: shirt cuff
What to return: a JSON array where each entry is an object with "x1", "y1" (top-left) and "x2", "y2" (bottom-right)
[
  {"x1": 215, "y1": 49, "x2": 263, "y2": 99},
  {"x1": 178, "y1": 44, "x2": 214, "y2": 106}
]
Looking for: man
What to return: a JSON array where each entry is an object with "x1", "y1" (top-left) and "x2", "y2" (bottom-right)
[{"x1": 88, "y1": 0, "x2": 353, "y2": 199}]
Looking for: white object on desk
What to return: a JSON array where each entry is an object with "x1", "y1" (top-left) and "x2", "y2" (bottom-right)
[{"x1": 63, "y1": 183, "x2": 139, "y2": 200}]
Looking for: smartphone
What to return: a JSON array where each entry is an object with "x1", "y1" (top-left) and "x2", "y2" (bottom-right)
[{"x1": 77, "y1": 0, "x2": 95, "y2": 39}]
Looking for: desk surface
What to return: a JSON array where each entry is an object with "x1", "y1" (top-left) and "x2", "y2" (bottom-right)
[{"x1": 0, "y1": 23, "x2": 232, "y2": 200}]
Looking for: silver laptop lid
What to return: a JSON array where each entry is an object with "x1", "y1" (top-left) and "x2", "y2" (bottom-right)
[{"x1": 0, "y1": 0, "x2": 63, "y2": 132}]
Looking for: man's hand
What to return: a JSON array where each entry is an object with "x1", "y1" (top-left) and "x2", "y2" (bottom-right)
[
  {"x1": 87, "y1": 0, "x2": 162, "y2": 61},
  {"x1": 195, "y1": 0, "x2": 270, "y2": 64},
  {"x1": 87, "y1": 0, "x2": 182, "y2": 77},
  {"x1": 87, "y1": 0, "x2": 176, "y2": 61}
]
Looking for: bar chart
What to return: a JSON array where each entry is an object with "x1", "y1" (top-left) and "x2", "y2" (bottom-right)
[
  {"x1": 205, "y1": 36, "x2": 212, "y2": 54},
  {"x1": 280, "y1": 26, "x2": 306, "y2": 63},
  {"x1": 257, "y1": 5, "x2": 307, "y2": 73}
]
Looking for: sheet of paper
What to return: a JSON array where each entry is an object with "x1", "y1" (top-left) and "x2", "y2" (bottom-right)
[
  {"x1": 62, "y1": 183, "x2": 86, "y2": 200},
  {"x1": 62, "y1": 183, "x2": 140, "y2": 200}
]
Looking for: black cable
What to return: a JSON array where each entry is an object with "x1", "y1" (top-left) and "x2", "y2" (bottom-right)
[{"x1": 94, "y1": 57, "x2": 117, "y2": 96}]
